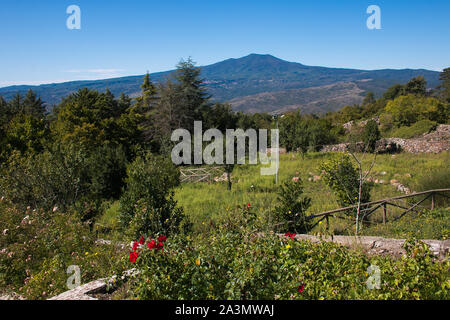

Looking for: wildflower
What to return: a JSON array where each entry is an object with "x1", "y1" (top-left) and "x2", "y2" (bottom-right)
[
  {"x1": 139, "y1": 236, "x2": 145, "y2": 245},
  {"x1": 319, "y1": 221, "x2": 323, "y2": 225},
  {"x1": 132, "y1": 241, "x2": 139, "y2": 251},
  {"x1": 195, "y1": 258, "x2": 201, "y2": 266},
  {"x1": 286, "y1": 245, "x2": 291, "y2": 249},
  {"x1": 129, "y1": 251, "x2": 139, "y2": 263},
  {"x1": 85, "y1": 252, "x2": 89, "y2": 256},
  {"x1": 52, "y1": 206, "x2": 58, "y2": 213},
  {"x1": 297, "y1": 283, "x2": 305, "y2": 293},
  {"x1": 157, "y1": 242, "x2": 164, "y2": 251},
  {"x1": 157, "y1": 235, "x2": 167, "y2": 242},
  {"x1": 247, "y1": 203, "x2": 251, "y2": 208},
  {"x1": 284, "y1": 232, "x2": 296, "y2": 239}
]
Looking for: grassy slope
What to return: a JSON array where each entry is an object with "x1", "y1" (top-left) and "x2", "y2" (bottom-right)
[{"x1": 174, "y1": 152, "x2": 450, "y2": 236}]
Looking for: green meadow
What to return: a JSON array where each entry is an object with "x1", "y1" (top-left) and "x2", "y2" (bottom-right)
[{"x1": 174, "y1": 151, "x2": 450, "y2": 237}]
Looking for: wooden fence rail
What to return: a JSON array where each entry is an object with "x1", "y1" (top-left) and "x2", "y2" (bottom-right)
[
  {"x1": 307, "y1": 188, "x2": 450, "y2": 231},
  {"x1": 180, "y1": 167, "x2": 225, "y2": 183}
]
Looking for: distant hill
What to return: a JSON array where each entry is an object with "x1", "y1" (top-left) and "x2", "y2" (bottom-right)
[{"x1": 0, "y1": 54, "x2": 441, "y2": 114}]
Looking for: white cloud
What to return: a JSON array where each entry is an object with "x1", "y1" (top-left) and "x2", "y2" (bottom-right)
[{"x1": 65, "y1": 69, "x2": 125, "y2": 74}]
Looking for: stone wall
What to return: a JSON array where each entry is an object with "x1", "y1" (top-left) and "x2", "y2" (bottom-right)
[{"x1": 321, "y1": 124, "x2": 450, "y2": 154}]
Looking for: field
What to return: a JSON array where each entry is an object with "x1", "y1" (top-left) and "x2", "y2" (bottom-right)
[{"x1": 174, "y1": 151, "x2": 450, "y2": 238}]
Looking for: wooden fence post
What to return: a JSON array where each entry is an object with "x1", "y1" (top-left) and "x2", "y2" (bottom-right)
[{"x1": 431, "y1": 192, "x2": 435, "y2": 210}]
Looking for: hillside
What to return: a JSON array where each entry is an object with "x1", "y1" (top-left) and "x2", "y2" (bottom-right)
[{"x1": 0, "y1": 54, "x2": 441, "y2": 114}]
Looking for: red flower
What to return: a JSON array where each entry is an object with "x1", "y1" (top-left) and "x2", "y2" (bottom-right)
[
  {"x1": 157, "y1": 235, "x2": 167, "y2": 242},
  {"x1": 157, "y1": 242, "x2": 164, "y2": 250},
  {"x1": 285, "y1": 232, "x2": 296, "y2": 239},
  {"x1": 132, "y1": 241, "x2": 139, "y2": 251},
  {"x1": 129, "y1": 251, "x2": 139, "y2": 263},
  {"x1": 297, "y1": 283, "x2": 305, "y2": 293},
  {"x1": 148, "y1": 240, "x2": 157, "y2": 250},
  {"x1": 139, "y1": 236, "x2": 145, "y2": 245},
  {"x1": 247, "y1": 203, "x2": 251, "y2": 208}
]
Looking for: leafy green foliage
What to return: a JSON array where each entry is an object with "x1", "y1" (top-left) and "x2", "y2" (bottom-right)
[
  {"x1": 319, "y1": 154, "x2": 372, "y2": 210},
  {"x1": 389, "y1": 120, "x2": 437, "y2": 139},
  {"x1": 384, "y1": 95, "x2": 448, "y2": 127},
  {"x1": 0, "y1": 202, "x2": 121, "y2": 299},
  {"x1": 119, "y1": 153, "x2": 187, "y2": 238},
  {"x1": 362, "y1": 120, "x2": 381, "y2": 153},
  {"x1": 122, "y1": 227, "x2": 449, "y2": 300},
  {"x1": 274, "y1": 179, "x2": 312, "y2": 233}
]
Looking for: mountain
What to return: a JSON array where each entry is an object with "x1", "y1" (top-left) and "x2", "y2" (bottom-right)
[{"x1": 0, "y1": 54, "x2": 441, "y2": 114}]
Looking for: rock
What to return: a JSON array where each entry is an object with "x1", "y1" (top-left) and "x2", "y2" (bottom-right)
[
  {"x1": 313, "y1": 175, "x2": 321, "y2": 182},
  {"x1": 292, "y1": 177, "x2": 300, "y2": 182},
  {"x1": 390, "y1": 179, "x2": 399, "y2": 184},
  {"x1": 379, "y1": 171, "x2": 387, "y2": 176},
  {"x1": 404, "y1": 173, "x2": 412, "y2": 178}
]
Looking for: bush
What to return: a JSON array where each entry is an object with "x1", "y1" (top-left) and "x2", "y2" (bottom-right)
[
  {"x1": 0, "y1": 143, "x2": 127, "y2": 213},
  {"x1": 274, "y1": 179, "x2": 312, "y2": 233},
  {"x1": 120, "y1": 228, "x2": 449, "y2": 300},
  {"x1": 362, "y1": 120, "x2": 381, "y2": 153},
  {"x1": 0, "y1": 201, "x2": 121, "y2": 299},
  {"x1": 389, "y1": 120, "x2": 437, "y2": 139},
  {"x1": 119, "y1": 152, "x2": 188, "y2": 239},
  {"x1": 319, "y1": 154, "x2": 373, "y2": 211}
]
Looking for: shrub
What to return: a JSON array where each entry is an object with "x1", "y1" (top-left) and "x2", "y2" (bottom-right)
[
  {"x1": 362, "y1": 120, "x2": 381, "y2": 153},
  {"x1": 319, "y1": 154, "x2": 373, "y2": 210},
  {"x1": 274, "y1": 179, "x2": 312, "y2": 233},
  {"x1": 389, "y1": 120, "x2": 437, "y2": 139},
  {"x1": 0, "y1": 201, "x2": 121, "y2": 299},
  {"x1": 120, "y1": 228, "x2": 449, "y2": 300},
  {"x1": 119, "y1": 152, "x2": 188, "y2": 239}
]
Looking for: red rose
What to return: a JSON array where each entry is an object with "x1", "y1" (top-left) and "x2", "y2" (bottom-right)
[
  {"x1": 285, "y1": 232, "x2": 296, "y2": 239},
  {"x1": 157, "y1": 235, "x2": 167, "y2": 242},
  {"x1": 132, "y1": 241, "x2": 139, "y2": 251},
  {"x1": 297, "y1": 283, "x2": 305, "y2": 293},
  {"x1": 139, "y1": 236, "x2": 145, "y2": 245},
  {"x1": 129, "y1": 251, "x2": 139, "y2": 263},
  {"x1": 157, "y1": 242, "x2": 164, "y2": 250},
  {"x1": 148, "y1": 240, "x2": 157, "y2": 250}
]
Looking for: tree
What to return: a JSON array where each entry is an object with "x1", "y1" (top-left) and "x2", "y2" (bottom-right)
[
  {"x1": 23, "y1": 89, "x2": 46, "y2": 117},
  {"x1": 119, "y1": 152, "x2": 186, "y2": 237},
  {"x1": 362, "y1": 92, "x2": 376, "y2": 105},
  {"x1": 404, "y1": 76, "x2": 427, "y2": 96},
  {"x1": 320, "y1": 154, "x2": 374, "y2": 233},
  {"x1": 173, "y1": 58, "x2": 210, "y2": 131},
  {"x1": 362, "y1": 120, "x2": 381, "y2": 153},
  {"x1": 385, "y1": 95, "x2": 448, "y2": 126},
  {"x1": 274, "y1": 179, "x2": 312, "y2": 233},
  {"x1": 439, "y1": 67, "x2": 450, "y2": 102},
  {"x1": 383, "y1": 84, "x2": 404, "y2": 101}
]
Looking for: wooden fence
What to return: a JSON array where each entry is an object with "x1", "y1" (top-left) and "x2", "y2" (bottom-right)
[
  {"x1": 307, "y1": 188, "x2": 450, "y2": 231},
  {"x1": 179, "y1": 167, "x2": 225, "y2": 183}
]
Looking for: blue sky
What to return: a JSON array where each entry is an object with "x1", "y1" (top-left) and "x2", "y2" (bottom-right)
[{"x1": 0, "y1": 0, "x2": 449, "y2": 87}]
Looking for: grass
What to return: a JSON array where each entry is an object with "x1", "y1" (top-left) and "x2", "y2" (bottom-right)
[{"x1": 174, "y1": 151, "x2": 450, "y2": 236}]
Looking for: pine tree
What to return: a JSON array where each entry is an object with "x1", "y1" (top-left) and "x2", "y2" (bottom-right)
[
  {"x1": 23, "y1": 89, "x2": 46, "y2": 118},
  {"x1": 135, "y1": 73, "x2": 158, "y2": 114},
  {"x1": 173, "y1": 58, "x2": 210, "y2": 131},
  {"x1": 439, "y1": 67, "x2": 450, "y2": 102}
]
